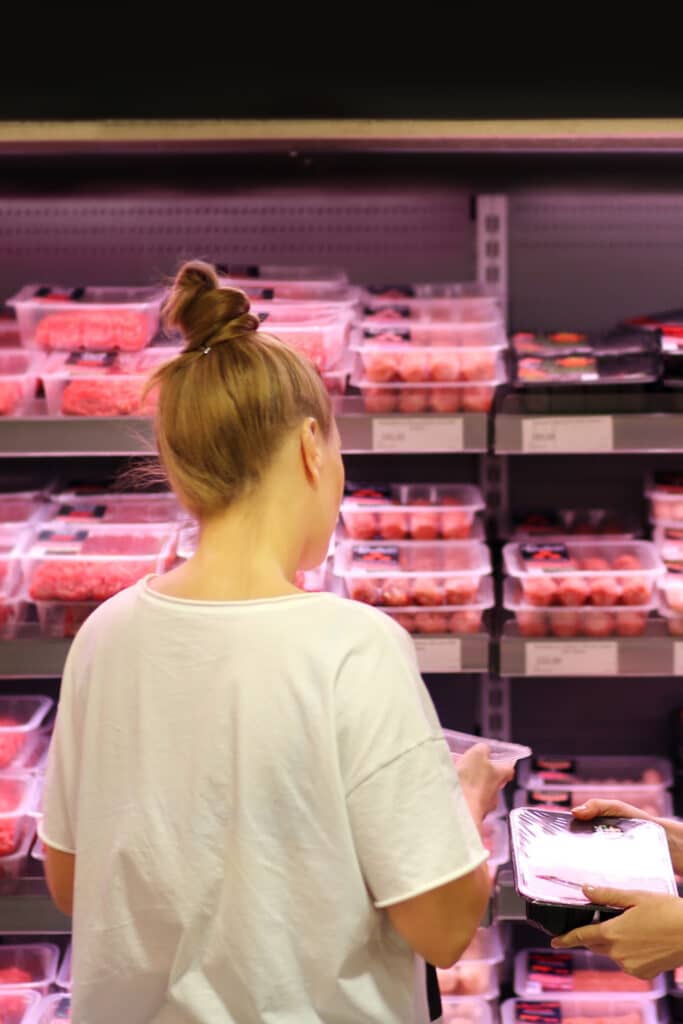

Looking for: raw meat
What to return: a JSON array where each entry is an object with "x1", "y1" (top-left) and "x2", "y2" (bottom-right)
[
  {"x1": 430, "y1": 388, "x2": 461, "y2": 413},
  {"x1": 517, "y1": 611, "x2": 548, "y2": 637},
  {"x1": 616, "y1": 611, "x2": 647, "y2": 636},
  {"x1": 0, "y1": 721, "x2": 24, "y2": 771},
  {"x1": 550, "y1": 611, "x2": 580, "y2": 637},
  {"x1": 430, "y1": 352, "x2": 461, "y2": 382},
  {"x1": 35, "y1": 310, "x2": 148, "y2": 351},
  {"x1": 29, "y1": 560, "x2": 157, "y2": 602},
  {"x1": 581, "y1": 557, "x2": 610, "y2": 572},
  {"x1": 397, "y1": 351, "x2": 429, "y2": 383},
  {"x1": 613, "y1": 554, "x2": 642, "y2": 572},
  {"x1": 444, "y1": 577, "x2": 478, "y2": 604},
  {"x1": 391, "y1": 612, "x2": 416, "y2": 632},
  {"x1": 529, "y1": 965, "x2": 650, "y2": 993},
  {"x1": 412, "y1": 578, "x2": 445, "y2": 606},
  {"x1": 0, "y1": 382, "x2": 23, "y2": 417},
  {"x1": 362, "y1": 389, "x2": 398, "y2": 414},
  {"x1": 364, "y1": 352, "x2": 398, "y2": 383},
  {"x1": 415, "y1": 611, "x2": 449, "y2": 634},
  {"x1": 620, "y1": 578, "x2": 651, "y2": 605},
  {"x1": 459, "y1": 351, "x2": 496, "y2": 381},
  {"x1": 557, "y1": 577, "x2": 590, "y2": 606},
  {"x1": 462, "y1": 386, "x2": 494, "y2": 412},
  {"x1": 409, "y1": 503, "x2": 440, "y2": 541},
  {"x1": 378, "y1": 510, "x2": 408, "y2": 541},
  {"x1": 344, "y1": 510, "x2": 377, "y2": 540},
  {"x1": 397, "y1": 388, "x2": 428, "y2": 414},
  {"x1": 523, "y1": 576, "x2": 557, "y2": 607},
  {"x1": 582, "y1": 611, "x2": 615, "y2": 637},
  {"x1": 0, "y1": 966, "x2": 32, "y2": 986},
  {"x1": 61, "y1": 378, "x2": 157, "y2": 417},
  {"x1": 380, "y1": 578, "x2": 412, "y2": 606},
  {"x1": 449, "y1": 609, "x2": 482, "y2": 633},
  {"x1": 589, "y1": 577, "x2": 622, "y2": 606},
  {"x1": 440, "y1": 500, "x2": 472, "y2": 540},
  {"x1": 348, "y1": 580, "x2": 379, "y2": 604}
]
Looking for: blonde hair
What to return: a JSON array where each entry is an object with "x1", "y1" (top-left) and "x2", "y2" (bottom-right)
[{"x1": 147, "y1": 260, "x2": 333, "y2": 518}]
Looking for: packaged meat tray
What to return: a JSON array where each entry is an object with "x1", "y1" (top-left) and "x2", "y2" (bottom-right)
[
  {"x1": 0, "y1": 524, "x2": 28, "y2": 595},
  {"x1": 444, "y1": 727, "x2": 531, "y2": 765},
  {"x1": 437, "y1": 926, "x2": 504, "y2": 998},
  {"x1": 362, "y1": 282, "x2": 499, "y2": 302},
  {"x1": 647, "y1": 474, "x2": 683, "y2": 524},
  {"x1": 513, "y1": 948, "x2": 664, "y2": 999},
  {"x1": 333, "y1": 539, "x2": 491, "y2": 607},
  {"x1": 55, "y1": 944, "x2": 71, "y2": 991},
  {"x1": 0, "y1": 990, "x2": 40, "y2": 1024},
  {"x1": 25, "y1": 523, "x2": 177, "y2": 603},
  {"x1": 353, "y1": 339, "x2": 505, "y2": 386},
  {"x1": 7, "y1": 284, "x2": 164, "y2": 352},
  {"x1": 217, "y1": 264, "x2": 350, "y2": 301},
  {"x1": 351, "y1": 371, "x2": 506, "y2": 414},
  {"x1": 0, "y1": 946, "x2": 59, "y2": 994},
  {"x1": 0, "y1": 774, "x2": 40, "y2": 859},
  {"x1": 503, "y1": 541, "x2": 664, "y2": 608},
  {"x1": 518, "y1": 754, "x2": 673, "y2": 792},
  {"x1": 321, "y1": 353, "x2": 353, "y2": 395},
  {"x1": 0, "y1": 698, "x2": 53, "y2": 772},
  {"x1": 651, "y1": 524, "x2": 683, "y2": 573},
  {"x1": 513, "y1": 351, "x2": 659, "y2": 388},
  {"x1": 26, "y1": 993, "x2": 71, "y2": 1024},
  {"x1": 508, "y1": 807, "x2": 676, "y2": 935},
  {"x1": 513, "y1": 788, "x2": 673, "y2": 819},
  {"x1": 0, "y1": 492, "x2": 47, "y2": 527},
  {"x1": 361, "y1": 288, "x2": 501, "y2": 324},
  {"x1": 44, "y1": 491, "x2": 181, "y2": 526},
  {"x1": 484, "y1": 815, "x2": 510, "y2": 878},
  {"x1": 41, "y1": 347, "x2": 176, "y2": 417},
  {"x1": 13, "y1": 728, "x2": 50, "y2": 775},
  {"x1": 511, "y1": 328, "x2": 660, "y2": 359},
  {"x1": 356, "y1": 316, "x2": 506, "y2": 353},
  {"x1": 441, "y1": 997, "x2": 494, "y2": 1024},
  {"x1": 340, "y1": 483, "x2": 485, "y2": 542},
  {"x1": 0, "y1": 818, "x2": 35, "y2": 896},
  {"x1": 504, "y1": 580, "x2": 656, "y2": 638},
  {"x1": 382, "y1": 577, "x2": 494, "y2": 635},
  {"x1": 625, "y1": 308, "x2": 683, "y2": 381},
  {"x1": 509, "y1": 509, "x2": 638, "y2": 542},
  {"x1": 0, "y1": 351, "x2": 42, "y2": 417},
  {"x1": 658, "y1": 574, "x2": 683, "y2": 613},
  {"x1": 502, "y1": 997, "x2": 657, "y2": 1024},
  {"x1": 258, "y1": 316, "x2": 351, "y2": 373}
]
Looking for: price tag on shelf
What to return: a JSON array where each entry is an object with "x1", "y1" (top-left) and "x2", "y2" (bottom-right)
[
  {"x1": 372, "y1": 417, "x2": 464, "y2": 453},
  {"x1": 674, "y1": 642, "x2": 683, "y2": 676},
  {"x1": 525, "y1": 641, "x2": 618, "y2": 676},
  {"x1": 522, "y1": 416, "x2": 614, "y2": 454},
  {"x1": 414, "y1": 636, "x2": 462, "y2": 674}
]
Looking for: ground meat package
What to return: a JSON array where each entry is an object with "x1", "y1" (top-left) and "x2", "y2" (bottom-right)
[
  {"x1": 513, "y1": 948, "x2": 665, "y2": 999},
  {"x1": 509, "y1": 807, "x2": 677, "y2": 936},
  {"x1": 0, "y1": 351, "x2": 42, "y2": 417},
  {"x1": 502, "y1": 997, "x2": 657, "y2": 1024},
  {"x1": 7, "y1": 284, "x2": 165, "y2": 352},
  {"x1": 41, "y1": 347, "x2": 177, "y2": 417},
  {"x1": 44, "y1": 491, "x2": 181, "y2": 526}
]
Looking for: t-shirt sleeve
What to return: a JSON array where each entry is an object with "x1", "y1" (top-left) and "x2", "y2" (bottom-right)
[
  {"x1": 336, "y1": 612, "x2": 488, "y2": 908},
  {"x1": 38, "y1": 637, "x2": 85, "y2": 855}
]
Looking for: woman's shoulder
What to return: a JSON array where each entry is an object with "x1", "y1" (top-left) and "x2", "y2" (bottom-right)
[{"x1": 312, "y1": 592, "x2": 413, "y2": 648}]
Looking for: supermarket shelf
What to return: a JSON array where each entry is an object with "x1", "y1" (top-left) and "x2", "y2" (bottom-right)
[
  {"x1": 0, "y1": 402, "x2": 488, "y2": 456},
  {"x1": 0, "y1": 878, "x2": 70, "y2": 934},
  {"x1": 494, "y1": 868, "x2": 525, "y2": 921},
  {"x1": 0, "y1": 637, "x2": 72, "y2": 677},
  {"x1": 414, "y1": 634, "x2": 489, "y2": 674},
  {"x1": 495, "y1": 391, "x2": 683, "y2": 454},
  {"x1": 499, "y1": 620, "x2": 682, "y2": 676}
]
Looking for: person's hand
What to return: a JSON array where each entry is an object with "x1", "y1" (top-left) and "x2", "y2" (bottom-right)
[
  {"x1": 551, "y1": 886, "x2": 683, "y2": 979},
  {"x1": 572, "y1": 799, "x2": 683, "y2": 875},
  {"x1": 454, "y1": 743, "x2": 515, "y2": 824}
]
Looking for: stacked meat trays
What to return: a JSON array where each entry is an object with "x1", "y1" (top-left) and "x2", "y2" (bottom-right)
[
  {"x1": 351, "y1": 283, "x2": 508, "y2": 414},
  {"x1": 336, "y1": 483, "x2": 494, "y2": 635},
  {"x1": 647, "y1": 472, "x2": 683, "y2": 634}
]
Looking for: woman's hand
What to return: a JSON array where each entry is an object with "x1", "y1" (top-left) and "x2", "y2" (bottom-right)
[
  {"x1": 551, "y1": 886, "x2": 683, "y2": 979},
  {"x1": 572, "y1": 798, "x2": 683, "y2": 875},
  {"x1": 454, "y1": 743, "x2": 515, "y2": 824}
]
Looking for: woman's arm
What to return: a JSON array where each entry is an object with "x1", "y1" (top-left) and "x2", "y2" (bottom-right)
[{"x1": 43, "y1": 843, "x2": 75, "y2": 917}]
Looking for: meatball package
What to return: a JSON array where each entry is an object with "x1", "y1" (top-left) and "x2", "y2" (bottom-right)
[
  {"x1": 41, "y1": 347, "x2": 176, "y2": 417},
  {"x1": 382, "y1": 577, "x2": 494, "y2": 636},
  {"x1": 502, "y1": 997, "x2": 657, "y2": 1024},
  {"x1": 508, "y1": 807, "x2": 677, "y2": 936},
  {"x1": 513, "y1": 948, "x2": 665, "y2": 999},
  {"x1": 509, "y1": 509, "x2": 638, "y2": 543},
  {"x1": 0, "y1": 350, "x2": 43, "y2": 417},
  {"x1": 351, "y1": 354, "x2": 506, "y2": 414},
  {"x1": 340, "y1": 483, "x2": 485, "y2": 542},
  {"x1": 503, "y1": 541, "x2": 664, "y2": 609},
  {"x1": 8, "y1": 284, "x2": 165, "y2": 352},
  {"x1": 504, "y1": 580, "x2": 656, "y2": 639}
]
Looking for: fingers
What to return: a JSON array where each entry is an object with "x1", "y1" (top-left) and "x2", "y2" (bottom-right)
[
  {"x1": 572, "y1": 799, "x2": 650, "y2": 821},
  {"x1": 583, "y1": 885, "x2": 644, "y2": 909},
  {"x1": 551, "y1": 923, "x2": 606, "y2": 950}
]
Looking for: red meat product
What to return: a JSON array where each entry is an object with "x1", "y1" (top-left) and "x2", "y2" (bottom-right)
[
  {"x1": 0, "y1": 382, "x2": 23, "y2": 417},
  {"x1": 613, "y1": 554, "x2": 642, "y2": 572},
  {"x1": 345, "y1": 510, "x2": 377, "y2": 540},
  {"x1": 397, "y1": 388, "x2": 428, "y2": 414},
  {"x1": 582, "y1": 610, "x2": 615, "y2": 637},
  {"x1": 668, "y1": 617, "x2": 683, "y2": 636},
  {"x1": 430, "y1": 388, "x2": 461, "y2": 413},
  {"x1": 36, "y1": 310, "x2": 148, "y2": 352},
  {"x1": 581, "y1": 557, "x2": 610, "y2": 572},
  {"x1": 412, "y1": 577, "x2": 445, "y2": 606},
  {"x1": 550, "y1": 611, "x2": 580, "y2": 637},
  {"x1": 616, "y1": 611, "x2": 648, "y2": 636},
  {"x1": 440, "y1": 500, "x2": 472, "y2": 540},
  {"x1": 0, "y1": 966, "x2": 32, "y2": 986},
  {"x1": 556, "y1": 576, "x2": 590, "y2": 607},
  {"x1": 409, "y1": 502, "x2": 440, "y2": 541},
  {"x1": 589, "y1": 577, "x2": 622, "y2": 606},
  {"x1": 364, "y1": 352, "x2": 398, "y2": 383},
  {"x1": 378, "y1": 510, "x2": 408, "y2": 541},
  {"x1": 430, "y1": 352, "x2": 461, "y2": 382},
  {"x1": 380, "y1": 578, "x2": 411, "y2": 606},
  {"x1": 0, "y1": 721, "x2": 24, "y2": 771},
  {"x1": 415, "y1": 611, "x2": 449, "y2": 634},
  {"x1": 620, "y1": 578, "x2": 651, "y2": 605},
  {"x1": 0, "y1": 993, "x2": 32, "y2": 1023},
  {"x1": 666, "y1": 582, "x2": 683, "y2": 613},
  {"x1": 391, "y1": 612, "x2": 416, "y2": 633},
  {"x1": 462, "y1": 386, "x2": 494, "y2": 412},
  {"x1": 363, "y1": 388, "x2": 398, "y2": 414},
  {"x1": 523, "y1": 576, "x2": 558, "y2": 607},
  {"x1": 348, "y1": 579, "x2": 378, "y2": 604},
  {"x1": 61, "y1": 378, "x2": 157, "y2": 417},
  {"x1": 459, "y1": 351, "x2": 496, "y2": 381},
  {"x1": 397, "y1": 351, "x2": 429, "y2": 383},
  {"x1": 449, "y1": 609, "x2": 482, "y2": 633},
  {"x1": 444, "y1": 577, "x2": 478, "y2": 604},
  {"x1": 642, "y1": 768, "x2": 663, "y2": 784},
  {"x1": 29, "y1": 559, "x2": 156, "y2": 602},
  {"x1": 517, "y1": 611, "x2": 548, "y2": 637}
]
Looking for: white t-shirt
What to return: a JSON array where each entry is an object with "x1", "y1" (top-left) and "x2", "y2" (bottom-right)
[{"x1": 40, "y1": 579, "x2": 487, "y2": 1024}]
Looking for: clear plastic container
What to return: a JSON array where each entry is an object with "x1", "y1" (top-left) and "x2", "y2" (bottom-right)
[
  {"x1": 44, "y1": 491, "x2": 181, "y2": 525},
  {"x1": 518, "y1": 755, "x2": 673, "y2": 791},
  {"x1": 0, "y1": 351, "x2": 42, "y2": 417},
  {"x1": 510, "y1": 509, "x2": 639, "y2": 542},
  {"x1": 382, "y1": 577, "x2": 494, "y2": 635},
  {"x1": 7, "y1": 284, "x2": 165, "y2": 351},
  {"x1": 25, "y1": 523, "x2": 177, "y2": 603},
  {"x1": 0, "y1": 699, "x2": 53, "y2": 772},
  {"x1": 647, "y1": 476, "x2": 683, "y2": 524},
  {"x1": 351, "y1": 360, "x2": 506, "y2": 414},
  {"x1": 340, "y1": 483, "x2": 485, "y2": 542},
  {"x1": 40, "y1": 346, "x2": 176, "y2": 417},
  {"x1": 504, "y1": 580, "x2": 657, "y2": 638},
  {"x1": 503, "y1": 541, "x2": 664, "y2": 608},
  {"x1": 321, "y1": 351, "x2": 353, "y2": 395},
  {"x1": 0, "y1": 775, "x2": 40, "y2": 862},
  {"x1": 0, "y1": 819, "x2": 35, "y2": 896},
  {"x1": 0, "y1": 592, "x2": 25, "y2": 641},
  {"x1": 513, "y1": 948, "x2": 664, "y2": 999},
  {"x1": 0, "y1": 524, "x2": 30, "y2": 596},
  {"x1": 0, "y1": 946, "x2": 59, "y2": 994},
  {"x1": 484, "y1": 816, "x2": 510, "y2": 877},
  {"x1": 360, "y1": 288, "x2": 501, "y2": 324},
  {"x1": 355, "y1": 340, "x2": 505, "y2": 386},
  {"x1": 513, "y1": 788, "x2": 673, "y2": 819},
  {"x1": 0, "y1": 492, "x2": 48, "y2": 527},
  {"x1": 26, "y1": 992, "x2": 71, "y2": 1023},
  {"x1": 437, "y1": 926, "x2": 504, "y2": 998},
  {"x1": 55, "y1": 945, "x2": 71, "y2": 992},
  {"x1": 355, "y1": 318, "x2": 506, "y2": 352},
  {"x1": 444, "y1": 728, "x2": 531, "y2": 764},
  {"x1": 502, "y1": 997, "x2": 657, "y2": 1024},
  {"x1": 651, "y1": 524, "x2": 683, "y2": 573},
  {"x1": 258, "y1": 318, "x2": 351, "y2": 373},
  {"x1": 659, "y1": 574, "x2": 683, "y2": 613},
  {"x1": 441, "y1": 997, "x2": 494, "y2": 1024},
  {"x1": 362, "y1": 282, "x2": 500, "y2": 301},
  {"x1": 32, "y1": 599, "x2": 99, "y2": 639},
  {"x1": 13, "y1": 728, "x2": 50, "y2": 775},
  {"x1": 333, "y1": 539, "x2": 491, "y2": 607},
  {"x1": 217, "y1": 264, "x2": 349, "y2": 301},
  {"x1": 0, "y1": 989, "x2": 40, "y2": 1024}
]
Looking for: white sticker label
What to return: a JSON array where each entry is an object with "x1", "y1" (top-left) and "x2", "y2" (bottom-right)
[
  {"x1": 525, "y1": 641, "x2": 618, "y2": 676},
  {"x1": 372, "y1": 417, "x2": 464, "y2": 453},
  {"x1": 674, "y1": 642, "x2": 683, "y2": 676},
  {"x1": 522, "y1": 416, "x2": 614, "y2": 454},
  {"x1": 414, "y1": 636, "x2": 462, "y2": 674}
]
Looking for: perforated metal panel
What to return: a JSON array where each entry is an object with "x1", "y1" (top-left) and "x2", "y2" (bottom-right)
[
  {"x1": 0, "y1": 186, "x2": 474, "y2": 297},
  {"x1": 509, "y1": 191, "x2": 683, "y2": 331}
]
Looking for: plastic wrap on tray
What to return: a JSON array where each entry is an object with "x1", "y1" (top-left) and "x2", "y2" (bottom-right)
[
  {"x1": 334, "y1": 539, "x2": 491, "y2": 608},
  {"x1": 514, "y1": 351, "x2": 660, "y2": 388},
  {"x1": 511, "y1": 328, "x2": 660, "y2": 359},
  {"x1": 509, "y1": 808, "x2": 676, "y2": 935},
  {"x1": 0, "y1": 945, "x2": 60, "y2": 994},
  {"x1": 0, "y1": 698, "x2": 52, "y2": 772},
  {"x1": 8, "y1": 284, "x2": 164, "y2": 352},
  {"x1": 382, "y1": 577, "x2": 494, "y2": 635},
  {"x1": 513, "y1": 948, "x2": 664, "y2": 998},
  {"x1": 0, "y1": 351, "x2": 42, "y2": 416},
  {"x1": 504, "y1": 580, "x2": 656, "y2": 638},
  {"x1": 41, "y1": 347, "x2": 176, "y2": 417},
  {"x1": 44, "y1": 491, "x2": 181, "y2": 526},
  {"x1": 514, "y1": 788, "x2": 673, "y2": 819},
  {"x1": 257, "y1": 316, "x2": 351, "y2": 373},
  {"x1": 503, "y1": 541, "x2": 664, "y2": 609},
  {"x1": 355, "y1": 319, "x2": 505, "y2": 352},
  {"x1": 502, "y1": 997, "x2": 657, "y2": 1024},
  {"x1": 340, "y1": 483, "x2": 485, "y2": 541}
]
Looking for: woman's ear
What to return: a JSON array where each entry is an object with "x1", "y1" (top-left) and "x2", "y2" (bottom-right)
[{"x1": 300, "y1": 418, "x2": 322, "y2": 484}]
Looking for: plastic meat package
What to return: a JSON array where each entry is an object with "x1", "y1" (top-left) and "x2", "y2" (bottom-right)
[
  {"x1": 383, "y1": 577, "x2": 494, "y2": 635},
  {"x1": 7, "y1": 284, "x2": 164, "y2": 352},
  {"x1": 0, "y1": 492, "x2": 47, "y2": 527},
  {"x1": 0, "y1": 989, "x2": 41, "y2": 1024},
  {"x1": 511, "y1": 328, "x2": 661, "y2": 387},
  {"x1": 509, "y1": 509, "x2": 638, "y2": 542},
  {"x1": 516, "y1": 756, "x2": 673, "y2": 814},
  {"x1": 0, "y1": 351, "x2": 42, "y2": 417},
  {"x1": 351, "y1": 356, "x2": 506, "y2": 414},
  {"x1": 502, "y1": 997, "x2": 656, "y2": 1024},
  {"x1": 647, "y1": 473, "x2": 683, "y2": 524},
  {"x1": 354, "y1": 332, "x2": 506, "y2": 385},
  {"x1": 217, "y1": 264, "x2": 350, "y2": 301},
  {"x1": 513, "y1": 948, "x2": 664, "y2": 998},
  {"x1": 0, "y1": 698, "x2": 53, "y2": 772},
  {"x1": 444, "y1": 728, "x2": 531, "y2": 765},
  {"x1": 360, "y1": 287, "x2": 501, "y2": 324},
  {"x1": 514, "y1": 789, "x2": 673, "y2": 819},
  {"x1": 509, "y1": 807, "x2": 677, "y2": 935},
  {"x1": 356, "y1": 319, "x2": 505, "y2": 351},
  {"x1": 0, "y1": 774, "x2": 39, "y2": 859},
  {"x1": 41, "y1": 347, "x2": 177, "y2": 417},
  {"x1": 45, "y1": 491, "x2": 181, "y2": 526},
  {"x1": 0, "y1": 945, "x2": 60, "y2": 994},
  {"x1": 504, "y1": 581, "x2": 656, "y2": 639},
  {"x1": 503, "y1": 541, "x2": 664, "y2": 611},
  {"x1": 340, "y1": 483, "x2": 484, "y2": 542},
  {"x1": 26, "y1": 993, "x2": 71, "y2": 1024},
  {"x1": 437, "y1": 926, "x2": 504, "y2": 998},
  {"x1": 334, "y1": 540, "x2": 491, "y2": 608}
]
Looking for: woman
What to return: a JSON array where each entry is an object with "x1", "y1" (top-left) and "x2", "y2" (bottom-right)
[{"x1": 39, "y1": 260, "x2": 511, "y2": 1023}]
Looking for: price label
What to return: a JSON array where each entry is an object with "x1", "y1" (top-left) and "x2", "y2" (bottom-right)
[
  {"x1": 675, "y1": 642, "x2": 683, "y2": 676},
  {"x1": 522, "y1": 416, "x2": 614, "y2": 454},
  {"x1": 414, "y1": 636, "x2": 462, "y2": 674},
  {"x1": 525, "y1": 641, "x2": 618, "y2": 676},
  {"x1": 372, "y1": 417, "x2": 464, "y2": 453}
]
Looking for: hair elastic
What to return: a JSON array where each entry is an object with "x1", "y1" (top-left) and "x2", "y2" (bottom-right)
[{"x1": 202, "y1": 345, "x2": 211, "y2": 355}]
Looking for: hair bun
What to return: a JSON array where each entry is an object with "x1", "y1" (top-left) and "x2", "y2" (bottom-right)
[{"x1": 164, "y1": 259, "x2": 258, "y2": 351}]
